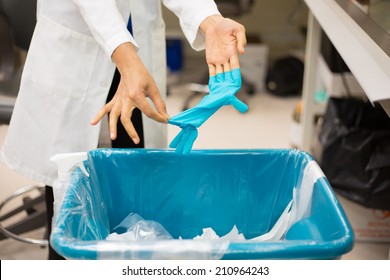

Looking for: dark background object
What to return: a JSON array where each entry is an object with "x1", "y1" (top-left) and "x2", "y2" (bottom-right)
[
  {"x1": 0, "y1": 0, "x2": 37, "y2": 123},
  {"x1": 266, "y1": 55, "x2": 304, "y2": 97},
  {"x1": 0, "y1": 0, "x2": 36, "y2": 50},
  {"x1": 321, "y1": 31, "x2": 350, "y2": 73},
  {"x1": 316, "y1": 97, "x2": 390, "y2": 210},
  {"x1": 0, "y1": 0, "x2": 47, "y2": 246},
  {"x1": 166, "y1": 38, "x2": 183, "y2": 73}
]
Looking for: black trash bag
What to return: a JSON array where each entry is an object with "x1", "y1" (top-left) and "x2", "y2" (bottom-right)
[{"x1": 317, "y1": 97, "x2": 390, "y2": 210}]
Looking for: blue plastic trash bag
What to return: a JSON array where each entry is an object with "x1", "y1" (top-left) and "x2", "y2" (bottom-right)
[
  {"x1": 50, "y1": 149, "x2": 354, "y2": 260},
  {"x1": 168, "y1": 68, "x2": 248, "y2": 154}
]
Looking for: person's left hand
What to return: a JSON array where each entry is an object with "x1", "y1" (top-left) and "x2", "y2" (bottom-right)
[
  {"x1": 90, "y1": 43, "x2": 169, "y2": 144},
  {"x1": 200, "y1": 15, "x2": 247, "y2": 75}
]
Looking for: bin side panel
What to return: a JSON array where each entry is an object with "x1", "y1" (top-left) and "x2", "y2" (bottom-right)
[{"x1": 89, "y1": 149, "x2": 308, "y2": 239}]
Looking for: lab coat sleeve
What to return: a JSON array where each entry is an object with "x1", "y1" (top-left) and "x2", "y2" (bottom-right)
[
  {"x1": 162, "y1": 0, "x2": 221, "y2": 51},
  {"x1": 72, "y1": 0, "x2": 138, "y2": 57}
]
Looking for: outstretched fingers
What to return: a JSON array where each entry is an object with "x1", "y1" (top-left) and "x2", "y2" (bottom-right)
[
  {"x1": 108, "y1": 102, "x2": 122, "y2": 140},
  {"x1": 229, "y1": 54, "x2": 240, "y2": 70},
  {"x1": 120, "y1": 101, "x2": 139, "y2": 144},
  {"x1": 90, "y1": 102, "x2": 113, "y2": 126}
]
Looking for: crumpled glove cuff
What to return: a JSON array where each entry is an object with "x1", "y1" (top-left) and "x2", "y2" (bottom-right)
[
  {"x1": 169, "y1": 125, "x2": 198, "y2": 154},
  {"x1": 168, "y1": 68, "x2": 248, "y2": 154}
]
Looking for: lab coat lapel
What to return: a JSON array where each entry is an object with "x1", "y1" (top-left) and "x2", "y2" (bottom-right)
[{"x1": 131, "y1": 0, "x2": 167, "y2": 148}]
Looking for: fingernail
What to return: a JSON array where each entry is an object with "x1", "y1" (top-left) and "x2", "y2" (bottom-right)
[
  {"x1": 110, "y1": 133, "x2": 115, "y2": 140},
  {"x1": 132, "y1": 137, "x2": 139, "y2": 144}
]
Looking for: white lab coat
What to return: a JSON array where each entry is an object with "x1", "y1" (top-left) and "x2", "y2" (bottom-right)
[{"x1": 1, "y1": 0, "x2": 220, "y2": 186}]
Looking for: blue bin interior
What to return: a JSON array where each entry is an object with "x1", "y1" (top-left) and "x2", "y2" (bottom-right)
[{"x1": 51, "y1": 149, "x2": 353, "y2": 259}]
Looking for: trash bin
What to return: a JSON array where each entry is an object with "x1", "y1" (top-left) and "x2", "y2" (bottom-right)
[{"x1": 50, "y1": 149, "x2": 354, "y2": 260}]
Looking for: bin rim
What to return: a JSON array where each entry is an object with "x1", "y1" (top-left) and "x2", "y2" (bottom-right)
[{"x1": 51, "y1": 148, "x2": 354, "y2": 260}]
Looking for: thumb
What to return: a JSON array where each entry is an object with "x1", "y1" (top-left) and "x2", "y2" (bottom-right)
[
  {"x1": 235, "y1": 25, "x2": 247, "y2": 54},
  {"x1": 230, "y1": 97, "x2": 248, "y2": 113},
  {"x1": 148, "y1": 83, "x2": 170, "y2": 120}
]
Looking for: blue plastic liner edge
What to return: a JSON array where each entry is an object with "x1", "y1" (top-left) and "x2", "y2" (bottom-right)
[{"x1": 51, "y1": 149, "x2": 354, "y2": 260}]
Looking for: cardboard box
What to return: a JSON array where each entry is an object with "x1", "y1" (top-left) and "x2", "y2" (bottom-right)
[
  {"x1": 240, "y1": 43, "x2": 269, "y2": 93},
  {"x1": 337, "y1": 195, "x2": 390, "y2": 243}
]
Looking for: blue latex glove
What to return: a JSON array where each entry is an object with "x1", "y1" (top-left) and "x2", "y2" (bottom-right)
[{"x1": 168, "y1": 68, "x2": 248, "y2": 154}]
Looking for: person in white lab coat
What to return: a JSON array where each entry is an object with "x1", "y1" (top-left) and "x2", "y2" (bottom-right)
[{"x1": 1, "y1": 0, "x2": 246, "y2": 259}]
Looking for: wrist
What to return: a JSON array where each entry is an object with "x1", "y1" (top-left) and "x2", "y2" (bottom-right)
[
  {"x1": 200, "y1": 14, "x2": 224, "y2": 34},
  {"x1": 112, "y1": 42, "x2": 139, "y2": 74}
]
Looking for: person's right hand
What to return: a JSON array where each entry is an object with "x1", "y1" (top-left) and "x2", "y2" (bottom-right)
[{"x1": 91, "y1": 43, "x2": 169, "y2": 144}]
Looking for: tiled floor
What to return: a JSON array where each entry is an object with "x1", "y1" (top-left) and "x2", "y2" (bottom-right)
[{"x1": 1, "y1": 75, "x2": 389, "y2": 260}]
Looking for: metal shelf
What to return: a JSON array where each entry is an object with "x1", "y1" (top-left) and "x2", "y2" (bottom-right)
[{"x1": 300, "y1": 0, "x2": 390, "y2": 152}]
